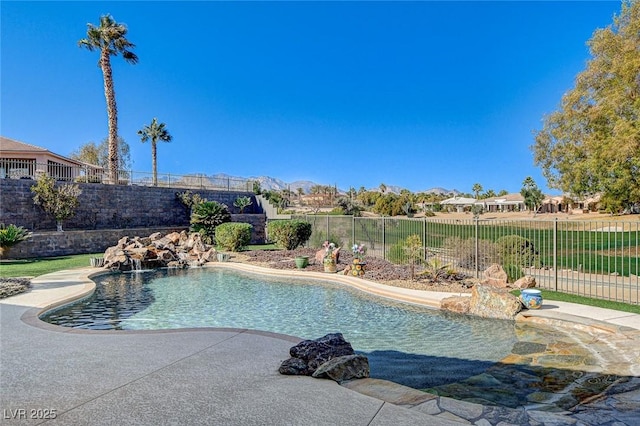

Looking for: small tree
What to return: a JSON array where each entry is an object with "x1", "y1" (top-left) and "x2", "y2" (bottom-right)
[
  {"x1": 31, "y1": 174, "x2": 82, "y2": 231},
  {"x1": 233, "y1": 196, "x2": 253, "y2": 213},
  {"x1": 404, "y1": 234, "x2": 424, "y2": 281},
  {"x1": 176, "y1": 190, "x2": 207, "y2": 215}
]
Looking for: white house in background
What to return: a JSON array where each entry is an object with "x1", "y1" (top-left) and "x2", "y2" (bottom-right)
[
  {"x1": 440, "y1": 196, "x2": 478, "y2": 212},
  {"x1": 0, "y1": 136, "x2": 101, "y2": 181},
  {"x1": 481, "y1": 193, "x2": 526, "y2": 212}
]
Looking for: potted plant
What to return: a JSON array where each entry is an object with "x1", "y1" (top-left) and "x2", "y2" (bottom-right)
[{"x1": 295, "y1": 255, "x2": 309, "y2": 269}]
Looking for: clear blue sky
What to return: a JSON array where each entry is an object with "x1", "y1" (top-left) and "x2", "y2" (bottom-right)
[{"x1": 1, "y1": 1, "x2": 623, "y2": 194}]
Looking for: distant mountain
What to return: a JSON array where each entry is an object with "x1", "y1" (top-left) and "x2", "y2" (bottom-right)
[
  {"x1": 165, "y1": 172, "x2": 460, "y2": 196},
  {"x1": 422, "y1": 187, "x2": 462, "y2": 196}
]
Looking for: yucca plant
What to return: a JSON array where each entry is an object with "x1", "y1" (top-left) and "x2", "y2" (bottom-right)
[
  {"x1": 189, "y1": 201, "x2": 231, "y2": 244},
  {"x1": 0, "y1": 224, "x2": 32, "y2": 258}
]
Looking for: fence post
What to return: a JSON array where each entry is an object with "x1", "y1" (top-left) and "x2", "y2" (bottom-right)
[
  {"x1": 326, "y1": 215, "x2": 330, "y2": 241},
  {"x1": 382, "y1": 217, "x2": 386, "y2": 261},
  {"x1": 553, "y1": 218, "x2": 558, "y2": 291},
  {"x1": 474, "y1": 217, "x2": 479, "y2": 278},
  {"x1": 352, "y1": 216, "x2": 355, "y2": 247},
  {"x1": 423, "y1": 219, "x2": 426, "y2": 262}
]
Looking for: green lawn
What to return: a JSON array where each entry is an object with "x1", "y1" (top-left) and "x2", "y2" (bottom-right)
[
  {"x1": 0, "y1": 253, "x2": 101, "y2": 278},
  {"x1": 512, "y1": 289, "x2": 640, "y2": 314}
]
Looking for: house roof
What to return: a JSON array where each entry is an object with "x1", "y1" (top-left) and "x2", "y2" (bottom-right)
[
  {"x1": 483, "y1": 193, "x2": 525, "y2": 204},
  {"x1": 0, "y1": 136, "x2": 49, "y2": 153},
  {"x1": 0, "y1": 135, "x2": 86, "y2": 167},
  {"x1": 441, "y1": 196, "x2": 477, "y2": 205}
]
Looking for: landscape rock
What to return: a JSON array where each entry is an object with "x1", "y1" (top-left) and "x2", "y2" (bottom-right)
[
  {"x1": 469, "y1": 284, "x2": 522, "y2": 320},
  {"x1": 482, "y1": 264, "x2": 509, "y2": 288},
  {"x1": 280, "y1": 333, "x2": 359, "y2": 376},
  {"x1": 102, "y1": 232, "x2": 214, "y2": 272},
  {"x1": 513, "y1": 275, "x2": 536, "y2": 289},
  {"x1": 312, "y1": 354, "x2": 370, "y2": 382},
  {"x1": 440, "y1": 295, "x2": 471, "y2": 314},
  {"x1": 278, "y1": 357, "x2": 311, "y2": 376}
]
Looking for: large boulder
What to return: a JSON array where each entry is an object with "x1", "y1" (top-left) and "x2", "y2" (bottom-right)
[
  {"x1": 482, "y1": 263, "x2": 508, "y2": 288},
  {"x1": 312, "y1": 354, "x2": 370, "y2": 383},
  {"x1": 468, "y1": 284, "x2": 522, "y2": 320},
  {"x1": 513, "y1": 275, "x2": 536, "y2": 289},
  {"x1": 440, "y1": 295, "x2": 471, "y2": 314},
  {"x1": 280, "y1": 333, "x2": 359, "y2": 376}
]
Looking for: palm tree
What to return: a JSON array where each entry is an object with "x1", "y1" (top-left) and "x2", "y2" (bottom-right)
[
  {"x1": 137, "y1": 118, "x2": 173, "y2": 186},
  {"x1": 79, "y1": 14, "x2": 138, "y2": 185},
  {"x1": 472, "y1": 183, "x2": 483, "y2": 200}
]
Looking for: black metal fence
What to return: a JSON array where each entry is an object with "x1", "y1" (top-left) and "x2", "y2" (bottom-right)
[{"x1": 294, "y1": 214, "x2": 640, "y2": 305}]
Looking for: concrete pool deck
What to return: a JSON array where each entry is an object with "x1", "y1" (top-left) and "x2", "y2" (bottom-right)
[{"x1": 1, "y1": 264, "x2": 639, "y2": 425}]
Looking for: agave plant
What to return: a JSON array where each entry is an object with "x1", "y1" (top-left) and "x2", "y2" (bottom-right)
[
  {"x1": 189, "y1": 201, "x2": 231, "y2": 244},
  {"x1": 0, "y1": 224, "x2": 32, "y2": 258}
]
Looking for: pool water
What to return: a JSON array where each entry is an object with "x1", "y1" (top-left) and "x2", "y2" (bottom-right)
[{"x1": 42, "y1": 268, "x2": 518, "y2": 389}]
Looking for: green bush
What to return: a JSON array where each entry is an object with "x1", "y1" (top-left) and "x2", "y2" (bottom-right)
[
  {"x1": 497, "y1": 235, "x2": 541, "y2": 268},
  {"x1": 387, "y1": 241, "x2": 406, "y2": 264},
  {"x1": 215, "y1": 222, "x2": 253, "y2": 252},
  {"x1": 0, "y1": 224, "x2": 32, "y2": 257},
  {"x1": 503, "y1": 264, "x2": 524, "y2": 283},
  {"x1": 190, "y1": 201, "x2": 231, "y2": 244},
  {"x1": 267, "y1": 220, "x2": 312, "y2": 250},
  {"x1": 443, "y1": 237, "x2": 497, "y2": 271}
]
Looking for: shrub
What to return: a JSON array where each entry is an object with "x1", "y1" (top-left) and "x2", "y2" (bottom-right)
[
  {"x1": 190, "y1": 201, "x2": 231, "y2": 244},
  {"x1": 424, "y1": 210, "x2": 436, "y2": 217},
  {"x1": 233, "y1": 196, "x2": 253, "y2": 213},
  {"x1": 215, "y1": 222, "x2": 253, "y2": 252},
  {"x1": 496, "y1": 235, "x2": 541, "y2": 268},
  {"x1": 176, "y1": 190, "x2": 207, "y2": 213},
  {"x1": 387, "y1": 241, "x2": 406, "y2": 264},
  {"x1": 267, "y1": 220, "x2": 312, "y2": 250},
  {"x1": 0, "y1": 224, "x2": 32, "y2": 258},
  {"x1": 443, "y1": 237, "x2": 498, "y2": 271},
  {"x1": 503, "y1": 264, "x2": 524, "y2": 283},
  {"x1": 387, "y1": 235, "x2": 424, "y2": 280}
]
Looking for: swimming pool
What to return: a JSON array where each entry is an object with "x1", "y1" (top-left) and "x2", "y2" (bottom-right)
[{"x1": 42, "y1": 267, "x2": 517, "y2": 390}]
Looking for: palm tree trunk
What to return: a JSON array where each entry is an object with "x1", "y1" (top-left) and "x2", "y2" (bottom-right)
[
  {"x1": 152, "y1": 141, "x2": 157, "y2": 186},
  {"x1": 100, "y1": 51, "x2": 119, "y2": 185}
]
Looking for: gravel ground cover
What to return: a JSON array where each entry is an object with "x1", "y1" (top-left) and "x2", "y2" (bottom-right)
[
  {"x1": 240, "y1": 248, "x2": 474, "y2": 293},
  {"x1": 0, "y1": 277, "x2": 31, "y2": 299}
]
